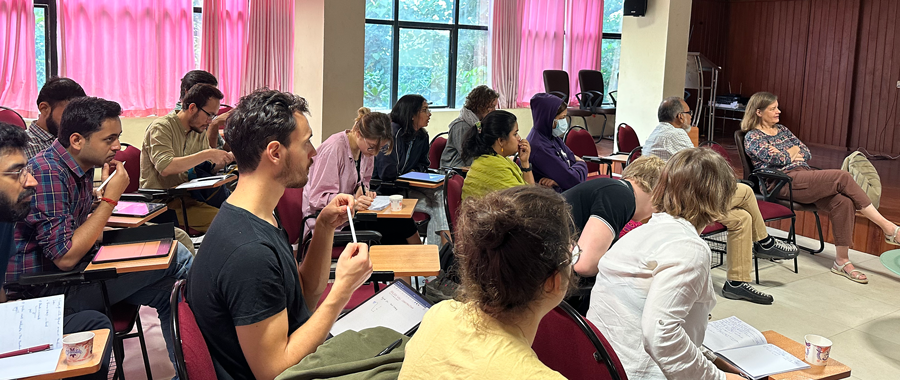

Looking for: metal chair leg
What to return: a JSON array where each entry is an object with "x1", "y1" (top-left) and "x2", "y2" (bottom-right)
[
  {"x1": 796, "y1": 212, "x2": 825, "y2": 254},
  {"x1": 754, "y1": 256, "x2": 760, "y2": 284},
  {"x1": 135, "y1": 313, "x2": 153, "y2": 380}
]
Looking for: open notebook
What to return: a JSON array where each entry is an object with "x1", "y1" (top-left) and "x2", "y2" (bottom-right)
[
  {"x1": 329, "y1": 280, "x2": 432, "y2": 338},
  {"x1": 703, "y1": 316, "x2": 809, "y2": 379}
]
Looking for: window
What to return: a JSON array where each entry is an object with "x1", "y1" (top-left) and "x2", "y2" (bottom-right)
[
  {"x1": 364, "y1": 0, "x2": 491, "y2": 110},
  {"x1": 600, "y1": 0, "x2": 622, "y2": 105},
  {"x1": 193, "y1": 0, "x2": 202, "y2": 68},
  {"x1": 33, "y1": 0, "x2": 58, "y2": 90}
]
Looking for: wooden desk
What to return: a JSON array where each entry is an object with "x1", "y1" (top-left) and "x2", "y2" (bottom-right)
[
  {"x1": 369, "y1": 245, "x2": 440, "y2": 277},
  {"x1": 398, "y1": 179, "x2": 443, "y2": 189},
  {"x1": 105, "y1": 206, "x2": 167, "y2": 228},
  {"x1": 763, "y1": 331, "x2": 851, "y2": 380},
  {"x1": 84, "y1": 241, "x2": 176, "y2": 274},
  {"x1": 358, "y1": 199, "x2": 418, "y2": 219},
  {"x1": 23, "y1": 329, "x2": 111, "y2": 380}
]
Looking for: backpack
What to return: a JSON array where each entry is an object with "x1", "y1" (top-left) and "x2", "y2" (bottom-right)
[{"x1": 841, "y1": 151, "x2": 882, "y2": 209}]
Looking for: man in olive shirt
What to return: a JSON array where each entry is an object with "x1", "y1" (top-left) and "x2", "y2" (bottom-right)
[{"x1": 140, "y1": 84, "x2": 233, "y2": 233}]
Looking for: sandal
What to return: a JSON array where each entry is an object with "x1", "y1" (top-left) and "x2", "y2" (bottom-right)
[
  {"x1": 831, "y1": 261, "x2": 868, "y2": 284},
  {"x1": 886, "y1": 226, "x2": 900, "y2": 246}
]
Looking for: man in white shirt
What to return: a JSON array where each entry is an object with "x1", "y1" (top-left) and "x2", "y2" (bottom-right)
[{"x1": 644, "y1": 97, "x2": 799, "y2": 305}]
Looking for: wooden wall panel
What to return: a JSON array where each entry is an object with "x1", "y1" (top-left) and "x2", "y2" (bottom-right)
[
  {"x1": 724, "y1": 0, "x2": 810, "y2": 135},
  {"x1": 798, "y1": 0, "x2": 860, "y2": 147},
  {"x1": 849, "y1": 0, "x2": 900, "y2": 155}
]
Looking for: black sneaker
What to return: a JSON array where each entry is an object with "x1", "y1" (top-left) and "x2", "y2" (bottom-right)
[
  {"x1": 723, "y1": 281, "x2": 774, "y2": 305},
  {"x1": 753, "y1": 238, "x2": 800, "y2": 260}
]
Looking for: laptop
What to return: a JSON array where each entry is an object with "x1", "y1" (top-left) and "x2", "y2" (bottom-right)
[
  {"x1": 111, "y1": 201, "x2": 166, "y2": 218},
  {"x1": 329, "y1": 279, "x2": 432, "y2": 338},
  {"x1": 398, "y1": 172, "x2": 445, "y2": 184}
]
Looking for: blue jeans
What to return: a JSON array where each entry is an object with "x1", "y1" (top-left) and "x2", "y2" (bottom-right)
[{"x1": 62, "y1": 243, "x2": 193, "y2": 377}]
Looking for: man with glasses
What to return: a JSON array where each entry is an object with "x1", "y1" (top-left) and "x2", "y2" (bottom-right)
[
  {"x1": 140, "y1": 83, "x2": 234, "y2": 233},
  {"x1": 643, "y1": 97, "x2": 798, "y2": 305},
  {"x1": 0, "y1": 122, "x2": 114, "y2": 380}
]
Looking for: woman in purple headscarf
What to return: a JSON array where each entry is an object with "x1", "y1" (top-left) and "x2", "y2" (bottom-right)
[{"x1": 526, "y1": 93, "x2": 588, "y2": 192}]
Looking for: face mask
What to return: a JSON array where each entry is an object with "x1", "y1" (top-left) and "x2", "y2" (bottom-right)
[{"x1": 552, "y1": 118, "x2": 569, "y2": 137}]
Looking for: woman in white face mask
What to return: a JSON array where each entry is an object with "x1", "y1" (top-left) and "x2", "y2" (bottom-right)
[{"x1": 525, "y1": 93, "x2": 589, "y2": 192}]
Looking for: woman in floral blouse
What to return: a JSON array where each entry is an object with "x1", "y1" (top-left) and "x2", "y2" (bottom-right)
[{"x1": 742, "y1": 91, "x2": 899, "y2": 284}]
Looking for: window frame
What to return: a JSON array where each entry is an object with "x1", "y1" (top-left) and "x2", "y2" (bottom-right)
[
  {"x1": 34, "y1": 0, "x2": 58, "y2": 83},
  {"x1": 601, "y1": 31, "x2": 620, "y2": 106},
  {"x1": 365, "y1": 0, "x2": 489, "y2": 109}
]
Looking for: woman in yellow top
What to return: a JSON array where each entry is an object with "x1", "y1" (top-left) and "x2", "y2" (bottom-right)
[
  {"x1": 460, "y1": 110, "x2": 534, "y2": 199},
  {"x1": 399, "y1": 186, "x2": 573, "y2": 379}
]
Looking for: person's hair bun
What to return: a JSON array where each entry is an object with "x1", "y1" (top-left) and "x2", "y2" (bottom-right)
[{"x1": 355, "y1": 107, "x2": 372, "y2": 123}]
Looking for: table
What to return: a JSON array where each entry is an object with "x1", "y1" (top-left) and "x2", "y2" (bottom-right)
[
  {"x1": 172, "y1": 174, "x2": 237, "y2": 232},
  {"x1": 84, "y1": 240, "x2": 177, "y2": 274},
  {"x1": 587, "y1": 154, "x2": 629, "y2": 176},
  {"x1": 369, "y1": 245, "x2": 440, "y2": 277},
  {"x1": 398, "y1": 179, "x2": 443, "y2": 189},
  {"x1": 358, "y1": 199, "x2": 418, "y2": 219},
  {"x1": 105, "y1": 206, "x2": 167, "y2": 228},
  {"x1": 880, "y1": 249, "x2": 900, "y2": 276},
  {"x1": 763, "y1": 330, "x2": 851, "y2": 380},
  {"x1": 710, "y1": 105, "x2": 746, "y2": 141},
  {"x1": 23, "y1": 329, "x2": 111, "y2": 380}
]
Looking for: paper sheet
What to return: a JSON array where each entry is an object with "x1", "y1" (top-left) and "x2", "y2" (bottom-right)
[
  {"x1": 703, "y1": 316, "x2": 767, "y2": 352},
  {"x1": 0, "y1": 295, "x2": 64, "y2": 380},
  {"x1": 719, "y1": 344, "x2": 809, "y2": 379},
  {"x1": 175, "y1": 174, "x2": 232, "y2": 189},
  {"x1": 368, "y1": 196, "x2": 391, "y2": 211}
]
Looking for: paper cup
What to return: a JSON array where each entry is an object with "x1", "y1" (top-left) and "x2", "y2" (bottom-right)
[
  {"x1": 804, "y1": 334, "x2": 832, "y2": 366},
  {"x1": 389, "y1": 195, "x2": 403, "y2": 211},
  {"x1": 63, "y1": 331, "x2": 95, "y2": 364}
]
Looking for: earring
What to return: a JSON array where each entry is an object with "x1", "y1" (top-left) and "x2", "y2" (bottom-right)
[{"x1": 501, "y1": 147, "x2": 505, "y2": 155}]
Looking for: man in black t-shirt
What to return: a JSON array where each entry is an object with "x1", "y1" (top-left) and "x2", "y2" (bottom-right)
[
  {"x1": 187, "y1": 91, "x2": 374, "y2": 380},
  {"x1": 563, "y1": 156, "x2": 666, "y2": 277}
]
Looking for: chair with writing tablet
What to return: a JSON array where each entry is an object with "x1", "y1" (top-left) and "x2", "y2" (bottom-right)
[{"x1": 533, "y1": 301, "x2": 627, "y2": 380}]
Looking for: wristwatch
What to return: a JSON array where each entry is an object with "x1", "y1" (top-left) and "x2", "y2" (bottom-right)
[{"x1": 520, "y1": 165, "x2": 532, "y2": 172}]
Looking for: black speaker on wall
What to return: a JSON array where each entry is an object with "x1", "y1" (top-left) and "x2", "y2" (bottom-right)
[{"x1": 623, "y1": 0, "x2": 648, "y2": 17}]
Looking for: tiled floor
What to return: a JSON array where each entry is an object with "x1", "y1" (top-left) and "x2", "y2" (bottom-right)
[
  {"x1": 122, "y1": 228, "x2": 900, "y2": 380},
  {"x1": 710, "y1": 229, "x2": 900, "y2": 380}
]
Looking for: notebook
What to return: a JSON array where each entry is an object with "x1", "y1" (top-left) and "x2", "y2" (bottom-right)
[
  {"x1": 111, "y1": 201, "x2": 165, "y2": 217},
  {"x1": 398, "y1": 172, "x2": 444, "y2": 183},
  {"x1": 175, "y1": 174, "x2": 235, "y2": 189},
  {"x1": 329, "y1": 280, "x2": 432, "y2": 338},
  {"x1": 367, "y1": 196, "x2": 391, "y2": 211},
  {"x1": 91, "y1": 223, "x2": 175, "y2": 264},
  {"x1": 703, "y1": 316, "x2": 809, "y2": 379}
]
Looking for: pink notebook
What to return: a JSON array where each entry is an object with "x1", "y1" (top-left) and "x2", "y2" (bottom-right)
[{"x1": 92, "y1": 239, "x2": 172, "y2": 264}]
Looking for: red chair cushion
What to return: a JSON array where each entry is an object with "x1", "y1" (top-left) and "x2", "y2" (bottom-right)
[
  {"x1": 413, "y1": 211, "x2": 430, "y2": 224},
  {"x1": 616, "y1": 123, "x2": 639, "y2": 153},
  {"x1": 114, "y1": 145, "x2": 142, "y2": 193},
  {"x1": 429, "y1": 137, "x2": 447, "y2": 170},
  {"x1": 178, "y1": 301, "x2": 217, "y2": 380},
  {"x1": 316, "y1": 282, "x2": 378, "y2": 310},
  {"x1": 276, "y1": 188, "x2": 305, "y2": 245},
  {"x1": 701, "y1": 222, "x2": 727, "y2": 235},
  {"x1": 565, "y1": 128, "x2": 600, "y2": 173},
  {"x1": 445, "y1": 173, "x2": 465, "y2": 233},
  {"x1": 0, "y1": 108, "x2": 26, "y2": 129},
  {"x1": 110, "y1": 303, "x2": 139, "y2": 333},
  {"x1": 756, "y1": 200, "x2": 794, "y2": 220},
  {"x1": 533, "y1": 305, "x2": 627, "y2": 380}
]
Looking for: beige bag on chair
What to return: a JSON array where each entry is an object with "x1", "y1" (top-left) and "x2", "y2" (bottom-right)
[{"x1": 841, "y1": 151, "x2": 882, "y2": 209}]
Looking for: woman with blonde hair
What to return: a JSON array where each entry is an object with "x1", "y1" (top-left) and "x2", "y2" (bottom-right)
[
  {"x1": 742, "y1": 91, "x2": 899, "y2": 283},
  {"x1": 303, "y1": 107, "x2": 420, "y2": 245},
  {"x1": 400, "y1": 186, "x2": 572, "y2": 379},
  {"x1": 587, "y1": 148, "x2": 745, "y2": 380}
]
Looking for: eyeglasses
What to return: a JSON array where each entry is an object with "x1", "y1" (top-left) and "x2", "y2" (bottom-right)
[
  {"x1": 681, "y1": 110, "x2": 693, "y2": 117},
  {"x1": 419, "y1": 107, "x2": 431, "y2": 115},
  {"x1": 362, "y1": 137, "x2": 381, "y2": 152},
  {"x1": 2, "y1": 165, "x2": 33, "y2": 184},
  {"x1": 562, "y1": 243, "x2": 581, "y2": 267},
  {"x1": 197, "y1": 106, "x2": 216, "y2": 120}
]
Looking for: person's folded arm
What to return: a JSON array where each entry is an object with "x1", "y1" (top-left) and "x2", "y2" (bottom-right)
[
  {"x1": 574, "y1": 216, "x2": 615, "y2": 277},
  {"x1": 744, "y1": 133, "x2": 789, "y2": 167},
  {"x1": 641, "y1": 240, "x2": 725, "y2": 380}
]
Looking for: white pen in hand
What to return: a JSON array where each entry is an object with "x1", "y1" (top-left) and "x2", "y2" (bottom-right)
[
  {"x1": 97, "y1": 161, "x2": 124, "y2": 193},
  {"x1": 346, "y1": 205, "x2": 357, "y2": 244}
]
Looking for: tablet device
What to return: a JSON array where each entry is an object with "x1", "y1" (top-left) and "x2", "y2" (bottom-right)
[
  {"x1": 111, "y1": 201, "x2": 165, "y2": 217},
  {"x1": 329, "y1": 280, "x2": 432, "y2": 338},
  {"x1": 91, "y1": 239, "x2": 173, "y2": 264},
  {"x1": 398, "y1": 172, "x2": 445, "y2": 183}
]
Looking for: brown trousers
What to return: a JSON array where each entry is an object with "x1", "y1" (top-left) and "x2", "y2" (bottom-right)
[
  {"x1": 720, "y1": 183, "x2": 769, "y2": 282},
  {"x1": 782, "y1": 168, "x2": 871, "y2": 247}
]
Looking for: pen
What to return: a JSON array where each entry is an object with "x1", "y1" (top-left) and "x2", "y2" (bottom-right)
[
  {"x1": 346, "y1": 206, "x2": 357, "y2": 243},
  {"x1": 375, "y1": 338, "x2": 403, "y2": 357},
  {"x1": 0, "y1": 344, "x2": 51, "y2": 359},
  {"x1": 97, "y1": 161, "x2": 125, "y2": 192}
]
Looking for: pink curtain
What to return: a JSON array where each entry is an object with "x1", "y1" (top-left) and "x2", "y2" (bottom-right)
[
  {"x1": 0, "y1": 0, "x2": 38, "y2": 118},
  {"x1": 201, "y1": 0, "x2": 247, "y2": 106},
  {"x1": 241, "y1": 0, "x2": 293, "y2": 95},
  {"x1": 515, "y1": 0, "x2": 566, "y2": 107},
  {"x1": 59, "y1": 0, "x2": 195, "y2": 117},
  {"x1": 491, "y1": 0, "x2": 525, "y2": 109},
  {"x1": 565, "y1": 0, "x2": 604, "y2": 103}
]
